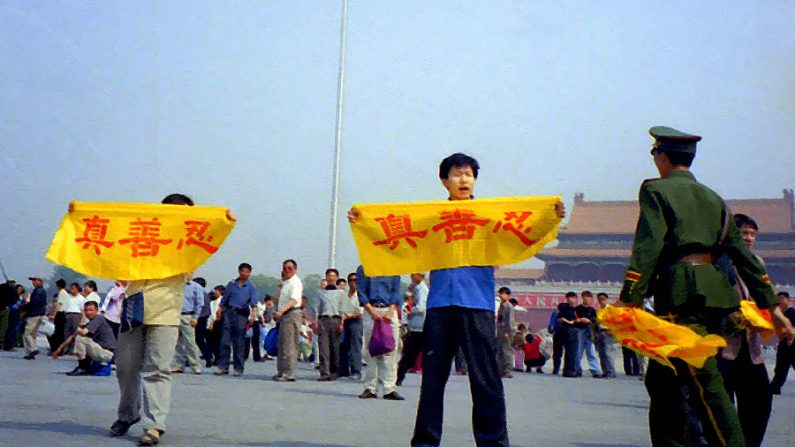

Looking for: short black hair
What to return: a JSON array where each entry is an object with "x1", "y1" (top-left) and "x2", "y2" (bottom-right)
[
  {"x1": 525, "y1": 333, "x2": 535, "y2": 343},
  {"x1": 597, "y1": 292, "x2": 608, "y2": 299},
  {"x1": 284, "y1": 259, "x2": 298, "y2": 269},
  {"x1": 664, "y1": 151, "x2": 695, "y2": 168},
  {"x1": 264, "y1": 295, "x2": 273, "y2": 302},
  {"x1": 336, "y1": 278, "x2": 347, "y2": 286},
  {"x1": 347, "y1": 272, "x2": 356, "y2": 281},
  {"x1": 161, "y1": 193, "x2": 194, "y2": 206},
  {"x1": 70, "y1": 282, "x2": 82, "y2": 292},
  {"x1": 84, "y1": 301, "x2": 99, "y2": 310},
  {"x1": 193, "y1": 277, "x2": 207, "y2": 288},
  {"x1": 214, "y1": 285, "x2": 226, "y2": 293},
  {"x1": 439, "y1": 153, "x2": 480, "y2": 179},
  {"x1": 778, "y1": 291, "x2": 790, "y2": 298},
  {"x1": 56, "y1": 279, "x2": 66, "y2": 288},
  {"x1": 565, "y1": 291, "x2": 577, "y2": 298},
  {"x1": 84, "y1": 280, "x2": 97, "y2": 291},
  {"x1": 498, "y1": 286, "x2": 511, "y2": 295},
  {"x1": 734, "y1": 214, "x2": 759, "y2": 232},
  {"x1": 238, "y1": 263, "x2": 252, "y2": 271},
  {"x1": 517, "y1": 323, "x2": 526, "y2": 331},
  {"x1": 581, "y1": 290, "x2": 593, "y2": 297},
  {"x1": 325, "y1": 268, "x2": 339, "y2": 277}
]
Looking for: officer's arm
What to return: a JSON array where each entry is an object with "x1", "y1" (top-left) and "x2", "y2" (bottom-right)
[
  {"x1": 620, "y1": 183, "x2": 667, "y2": 306},
  {"x1": 722, "y1": 216, "x2": 777, "y2": 310}
]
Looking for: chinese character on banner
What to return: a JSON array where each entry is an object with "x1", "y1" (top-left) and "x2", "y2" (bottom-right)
[
  {"x1": 492, "y1": 211, "x2": 536, "y2": 246},
  {"x1": 431, "y1": 209, "x2": 490, "y2": 243},
  {"x1": 74, "y1": 215, "x2": 114, "y2": 255},
  {"x1": 373, "y1": 214, "x2": 429, "y2": 250},
  {"x1": 177, "y1": 220, "x2": 219, "y2": 254},
  {"x1": 118, "y1": 217, "x2": 173, "y2": 258}
]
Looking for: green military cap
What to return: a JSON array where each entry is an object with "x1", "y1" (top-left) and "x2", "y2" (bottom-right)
[{"x1": 649, "y1": 126, "x2": 702, "y2": 154}]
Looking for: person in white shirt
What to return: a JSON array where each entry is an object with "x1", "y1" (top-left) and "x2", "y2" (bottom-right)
[
  {"x1": 83, "y1": 280, "x2": 102, "y2": 306},
  {"x1": 63, "y1": 282, "x2": 86, "y2": 355},
  {"x1": 397, "y1": 273, "x2": 428, "y2": 386},
  {"x1": 273, "y1": 259, "x2": 303, "y2": 382}
]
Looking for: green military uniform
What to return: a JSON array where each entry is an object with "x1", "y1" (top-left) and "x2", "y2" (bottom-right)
[{"x1": 619, "y1": 126, "x2": 778, "y2": 447}]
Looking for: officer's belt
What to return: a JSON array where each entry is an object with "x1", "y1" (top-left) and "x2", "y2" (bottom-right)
[{"x1": 676, "y1": 253, "x2": 714, "y2": 265}]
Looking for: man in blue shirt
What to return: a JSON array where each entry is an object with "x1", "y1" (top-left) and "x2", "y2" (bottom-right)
[
  {"x1": 355, "y1": 264, "x2": 404, "y2": 400},
  {"x1": 22, "y1": 276, "x2": 47, "y2": 360},
  {"x1": 170, "y1": 277, "x2": 205, "y2": 374},
  {"x1": 215, "y1": 263, "x2": 258, "y2": 377},
  {"x1": 771, "y1": 291, "x2": 795, "y2": 394}
]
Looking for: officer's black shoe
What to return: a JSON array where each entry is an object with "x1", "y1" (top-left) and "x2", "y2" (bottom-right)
[
  {"x1": 562, "y1": 371, "x2": 578, "y2": 378},
  {"x1": 109, "y1": 417, "x2": 141, "y2": 437}
]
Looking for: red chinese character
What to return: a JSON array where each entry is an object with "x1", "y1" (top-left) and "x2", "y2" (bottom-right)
[
  {"x1": 74, "y1": 215, "x2": 114, "y2": 255},
  {"x1": 492, "y1": 211, "x2": 536, "y2": 246},
  {"x1": 431, "y1": 209, "x2": 490, "y2": 243},
  {"x1": 177, "y1": 220, "x2": 218, "y2": 254},
  {"x1": 118, "y1": 217, "x2": 173, "y2": 258},
  {"x1": 373, "y1": 214, "x2": 428, "y2": 250}
]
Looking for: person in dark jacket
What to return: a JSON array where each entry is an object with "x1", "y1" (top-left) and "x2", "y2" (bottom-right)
[{"x1": 21, "y1": 276, "x2": 47, "y2": 359}]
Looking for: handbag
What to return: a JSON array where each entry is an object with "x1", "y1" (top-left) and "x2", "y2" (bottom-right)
[
  {"x1": 368, "y1": 320, "x2": 395, "y2": 357},
  {"x1": 263, "y1": 322, "x2": 280, "y2": 356}
]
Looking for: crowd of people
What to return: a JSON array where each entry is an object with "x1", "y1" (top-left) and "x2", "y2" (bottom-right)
[{"x1": 2, "y1": 145, "x2": 795, "y2": 447}]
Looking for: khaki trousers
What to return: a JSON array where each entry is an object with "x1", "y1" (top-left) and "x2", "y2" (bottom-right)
[
  {"x1": 277, "y1": 309, "x2": 301, "y2": 378},
  {"x1": 23, "y1": 316, "x2": 43, "y2": 355},
  {"x1": 74, "y1": 335, "x2": 114, "y2": 363},
  {"x1": 362, "y1": 308, "x2": 400, "y2": 394},
  {"x1": 116, "y1": 325, "x2": 178, "y2": 432},
  {"x1": 171, "y1": 315, "x2": 201, "y2": 370}
]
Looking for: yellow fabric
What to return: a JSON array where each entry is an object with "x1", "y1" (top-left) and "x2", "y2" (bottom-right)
[
  {"x1": 350, "y1": 196, "x2": 562, "y2": 276},
  {"x1": 740, "y1": 300, "x2": 775, "y2": 341},
  {"x1": 127, "y1": 274, "x2": 189, "y2": 326},
  {"x1": 46, "y1": 201, "x2": 235, "y2": 280},
  {"x1": 597, "y1": 305, "x2": 727, "y2": 370}
]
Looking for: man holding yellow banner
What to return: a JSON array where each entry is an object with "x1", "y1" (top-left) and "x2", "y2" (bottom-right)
[
  {"x1": 617, "y1": 126, "x2": 795, "y2": 447},
  {"x1": 47, "y1": 193, "x2": 235, "y2": 447},
  {"x1": 349, "y1": 153, "x2": 564, "y2": 447}
]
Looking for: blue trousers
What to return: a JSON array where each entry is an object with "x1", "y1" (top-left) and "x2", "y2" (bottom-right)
[
  {"x1": 218, "y1": 311, "x2": 248, "y2": 373},
  {"x1": 338, "y1": 317, "x2": 363, "y2": 376},
  {"x1": 575, "y1": 328, "x2": 601, "y2": 375}
]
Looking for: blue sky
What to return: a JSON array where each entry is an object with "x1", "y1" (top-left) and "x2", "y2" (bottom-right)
[{"x1": 2, "y1": 1, "x2": 794, "y2": 286}]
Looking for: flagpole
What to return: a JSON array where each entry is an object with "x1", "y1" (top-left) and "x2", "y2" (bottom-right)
[{"x1": 328, "y1": 0, "x2": 349, "y2": 269}]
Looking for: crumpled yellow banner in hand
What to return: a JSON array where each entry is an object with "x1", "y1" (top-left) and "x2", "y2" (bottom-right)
[
  {"x1": 597, "y1": 305, "x2": 727, "y2": 370},
  {"x1": 46, "y1": 201, "x2": 235, "y2": 280},
  {"x1": 350, "y1": 196, "x2": 562, "y2": 276},
  {"x1": 740, "y1": 300, "x2": 775, "y2": 341}
]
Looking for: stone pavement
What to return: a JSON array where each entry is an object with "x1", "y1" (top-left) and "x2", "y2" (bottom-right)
[{"x1": 1, "y1": 347, "x2": 793, "y2": 447}]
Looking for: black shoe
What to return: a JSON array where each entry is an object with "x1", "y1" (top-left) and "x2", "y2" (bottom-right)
[
  {"x1": 23, "y1": 354, "x2": 36, "y2": 360},
  {"x1": 382, "y1": 391, "x2": 405, "y2": 401},
  {"x1": 562, "y1": 371, "x2": 577, "y2": 378},
  {"x1": 109, "y1": 417, "x2": 141, "y2": 437},
  {"x1": 575, "y1": 372, "x2": 583, "y2": 377},
  {"x1": 395, "y1": 380, "x2": 403, "y2": 386},
  {"x1": 67, "y1": 367, "x2": 92, "y2": 376},
  {"x1": 536, "y1": 368, "x2": 544, "y2": 374},
  {"x1": 358, "y1": 389, "x2": 377, "y2": 399},
  {"x1": 205, "y1": 360, "x2": 213, "y2": 368},
  {"x1": 592, "y1": 372, "x2": 602, "y2": 378},
  {"x1": 31, "y1": 350, "x2": 39, "y2": 356}
]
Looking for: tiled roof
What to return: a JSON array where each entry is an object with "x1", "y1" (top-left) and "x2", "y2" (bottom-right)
[
  {"x1": 562, "y1": 190, "x2": 795, "y2": 234},
  {"x1": 495, "y1": 268, "x2": 545, "y2": 279}
]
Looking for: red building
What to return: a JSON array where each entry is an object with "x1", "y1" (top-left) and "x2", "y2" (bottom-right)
[{"x1": 498, "y1": 190, "x2": 795, "y2": 332}]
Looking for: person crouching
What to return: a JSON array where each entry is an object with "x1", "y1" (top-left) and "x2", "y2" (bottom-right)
[{"x1": 68, "y1": 300, "x2": 117, "y2": 376}]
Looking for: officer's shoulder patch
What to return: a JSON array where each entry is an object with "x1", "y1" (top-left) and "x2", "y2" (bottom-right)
[{"x1": 625, "y1": 270, "x2": 641, "y2": 282}]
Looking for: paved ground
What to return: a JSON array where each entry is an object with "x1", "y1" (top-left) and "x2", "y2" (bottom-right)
[{"x1": 1, "y1": 344, "x2": 794, "y2": 447}]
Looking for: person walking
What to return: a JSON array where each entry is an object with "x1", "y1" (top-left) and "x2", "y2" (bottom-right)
[
  {"x1": 618, "y1": 126, "x2": 795, "y2": 447},
  {"x1": 215, "y1": 264, "x2": 258, "y2": 377}
]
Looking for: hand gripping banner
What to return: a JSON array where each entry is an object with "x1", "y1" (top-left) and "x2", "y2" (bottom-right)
[
  {"x1": 349, "y1": 196, "x2": 562, "y2": 276},
  {"x1": 46, "y1": 201, "x2": 235, "y2": 280},
  {"x1": 597, "y1": 305, "x2": 727, "y2": 370}
]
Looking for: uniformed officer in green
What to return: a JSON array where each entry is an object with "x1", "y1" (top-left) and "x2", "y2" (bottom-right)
[{"x1": 618, "y1": 126, "x2": 795, "y2": 447}]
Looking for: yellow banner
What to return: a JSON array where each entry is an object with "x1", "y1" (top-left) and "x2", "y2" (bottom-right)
[
  {"x1": 597, "y1": 306, "x2": 727, "y2": 370},
  {"x1": 349, "y1": 196, "x2": 562, "y2": 276},
  {"x1": 740, "y1": 300, "x2": 775, "y2": 341},
  {"x1": 46, "y1": 201, "x2": 235, "y2": 280}
]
